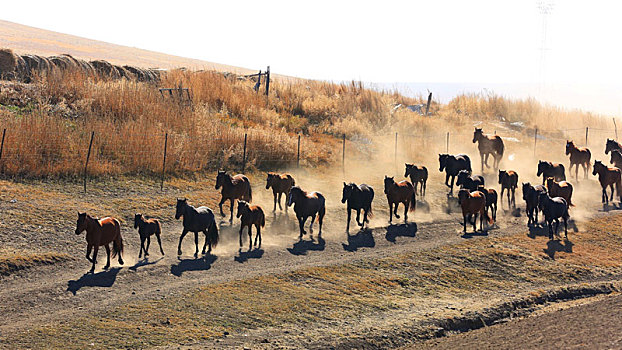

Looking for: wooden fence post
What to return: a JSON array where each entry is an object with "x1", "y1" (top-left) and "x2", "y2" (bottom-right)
[
  {"x1": 534, "y1": 127, "x2": 538, "y2": 157},
  {"x1": 265, "y1": 66, "x2": 270, "y2": 96},
  {"x1": 242, "y1": 133, "x2": 248, "y2": 174},
  {"x1": 83, "y1": 131, "x2": 94, "y2": 193},
  {"x1": 614, "y1": 118, "x2": 618, "y2": 140},
  {"x1": 161, "y1": 133, "x2": 168, "y2": 190},
  {"x1": 425, "y1": 92, "x2": 432, "y2": 116},
  {"x1": 0, "y1": 128, "x2": 6, "y2": 162},
  {"x1": 297, "y1": 134, "x2": 301, "y2": 168},
  {"x1": 585, "y1": 127, "x2": 589, "y2": 146}
]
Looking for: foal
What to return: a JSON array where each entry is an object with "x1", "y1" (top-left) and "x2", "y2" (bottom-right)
[
  {"x1": 134, "y1": 213, "x2": 164, "y2": 258},
  {"x1": 498, "y1": 170, "x2": 518, "y2": 209},
  {"x1": 404, "y1": 163, "x2": 428, "y2": 197},
  {"x1": 236, "y1": 201, "x2": 265, "y2": 249},
  {"x1": 522, "y1": 183, "x2": 547, "y2": 226},
  {"x1": 592, "y1": 160, "x2": 622, "y2": 206},
  {"x1": 565, "y1": 140, "x2": 591, "y2": 181},
  {"x1": 457, "y1": 189, "x2": 492, "y2": 233},
  {"x1": 265, "y1": 172, "x2": 295, "y2": 211},
  {"x1": 477, "y1": 185, "x2": 498, "y2": 222}
]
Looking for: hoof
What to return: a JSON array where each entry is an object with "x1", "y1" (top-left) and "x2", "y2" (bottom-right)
[
  {"x1": 119, "y1": 259, "x2": 124, "y2": 265},
  {"x1": 177, "y1": 250, "x2": 182, "y2": 256},
  {"x1": 103, "y1": 265, "x2": 110, "y2": 270}
]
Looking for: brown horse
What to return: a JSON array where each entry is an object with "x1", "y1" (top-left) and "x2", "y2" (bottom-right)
[
  {"x1": 383, "y1": 176, "x2": 416, "y2": 223},
  {"x1": 522, "y1": 182, "x2": 547, "y2": 227},
  {"x1": 265, "y1": 172, "x2": 295, "y2": 211},
  {"x1": 610, "y1": 149, "x2": 622, "y2": 169},
  {"x1": 236, "y1": 200, "x2": 265, "y2": 249},
  {"x1": 134, "y1": 213, "x2": 164, "y2": 258},
  {"x1": 473, "y1": 128, "x2": 504, "y2": 173},
  {"x1": 565, "y1": 140, "x2": 591, "y2": 181},
  {"x1": 592, "y1": 160, "x2": 622, "y2": 206},
  {"x1": 287, "y1": 186, "x2": 325, "y2": 238},
  {"x1": 216, "y1": 170, "x2": 252, "y2": 222},
  {"x1": 537, "y1": 160, "x2": 566, "y2": 185},
  {"x1": 605, "y1": 138, "x2": 622, "y2": 155},
  {"x1": 498, "y1": 170, "x2": 518, "y2": 209},
  {"x1": 75, "y1": 212, "x2": 124, "y2": 273},
  {"x1": 546, "y1": 177, "x2": 574, "y2": 207},
  {"x1": 477, "y1": 186, "x2": 498, "y2": 222},
  {"x1": 457, "y1": 189, "x2": 492, "y2": 233},
  {"x1": 404, "y1": 163, "x2": 428, "y2": 197}
]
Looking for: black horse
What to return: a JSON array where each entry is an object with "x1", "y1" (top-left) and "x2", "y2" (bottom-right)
[
  {"x1": 538, "y1": 192, "x2": 569, "y2": 239},
  {"x1": 522, "y1": 182, "x2": 547, "y2": 226},
  {"x1": 341, "y1": 182, "x2": 374, "y2": 232},
  {"x1": 537, "y1": 160, "x2": 566, "y2": 185},
  {"x1": 175, "y1": 198, "x2": 219, "y2": 257},
  {"x1": 439, "y1": 154, "x2": 472, "y2": 194},
  {"x1": 404, "y1": 164, "x2": 428, "y2": 197},
  {"x1": 456, "y1": 170, "x2": 484, "y2": 191}
]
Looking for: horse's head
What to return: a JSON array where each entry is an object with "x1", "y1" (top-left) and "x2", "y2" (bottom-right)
[
  {"x1": 133, "y1": 213, "x2": 142, "y2": 229},
  {"x1": 537, "y1": 160, "x2": 546, "y2": 176},
  {"x1": 439, "y1": 154, "x2": 448, "y2": 172},
  {"x1": 473, "y1": 128, "x2": 483, "y2": 143},
  {"x1": 565, "y1": 140, "x2": 574, "y2": 155},
  {"x1": 75, "y1": 212, "x2": 87, "y2": 235},
  {"x1": 215, "y1": 170, "x2": 226, "y2": 190},
  {"x1": 287, "y1": 186, "x2": 302, "y2": 207},
  {"x1": 342, "y1": 182, "x2": 355, "y2": 204},
  {"x1": 236, "y1": 200, "x2": 249, "y2": 219},
  {"x1": 593, "y1": 160, "x2": 604, "y2": 176},
  {"x1": 266, "y1": 172, "x2": 275, "y2": 190},
  {"x1": 537, "y1": 192, "x2": 548, "y2": 206},
  {"x1": 522, "y1": 182, "x2": 531, "y2": 201},
  {"x1": 175, "y1": 198, "x2": 187, "y2": 220},
  {"x1": 456, "y1": 170, "x2": 469, "y2": 186},
  {"x1": 457, "y1": 188, "x2": 470, "y2": 205},
  {"x1": 606, "y1": 139, "x2": 616, "y2": 154},
  {"x1": 405, "y1": 163, "x2": 414, "y2": 177},
  {"x1": 498, "y1": 170, "x2": 506, "y2": 185},
  {"x1": 545, "y1": 177, "x2": 555, "y2": 189},
  {"x1": 383, "y1": 176, "x2": 394, "y2": 195}
]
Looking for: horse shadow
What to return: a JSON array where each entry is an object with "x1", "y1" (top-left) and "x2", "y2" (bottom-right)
[
  {"x1": 416, "y1": 200, "x2": 430, "y2": 213},
  {"x1": 129, "y1": 257, "x2": 163, "y2": 271},
  {"x1": 461, "y1": 229, "x2": 489, "y2": 239},
  {"x1": 287, "y1": 235, "x2": 326, "y2": 256},
  {"x1": 270, "y1": 211, "x2": 297, "y2": 234},
  {"x1": 527, "y1": 224, "x2": 549, "y2": 239},
  {"x1": 234, "y1": 248, "x2": 265, "y2": 263},
  {"x1": 385, "y1": 222, "x2": 417, "y2": 243},
  {"x1": 443, "y1": 195, "x2": 460, "y2": 214},
  {"x1": 342, "y1": 229, "x2": 375, "y2": 252},
  {"x1": 601, "y1": 203, "x2": 622, "y2": 212},
  {"x1": 544, "y1": 239, "x2": 574, "y2": 260},
  {"x1": 67, "y1": 267, "x2": 121, "y2": 295},
  {"x1": 170, "y1": 254, "x2": 217, "y2": 277}
]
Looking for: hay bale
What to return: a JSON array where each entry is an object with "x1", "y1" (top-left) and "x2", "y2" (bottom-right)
[
  {"x1": 90, "y1": 60, "x2": 120, "y2": 79},
  {"x1": 0, "y1": 48, "x2": 18, "y2": 80},
  {"x1": 123, "y1": 65, "x2": 147, "y2": 81},
  {"x1": 61, "y1": 54, "x2": 95, "y2": 76},
  {"x1": 113, "y1": 65, "x2": 133, "y2": 80},
  {"x1": 49, "y1": 55, "x2": 77, "y2": 71}
]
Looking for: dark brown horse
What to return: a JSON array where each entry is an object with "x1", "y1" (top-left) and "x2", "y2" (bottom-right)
[
  {"x1": 216, "y1": 170, "x2": 252, "y2": 222},
  {"x1": 133, "y1": 213, "x2": 164, "y2": 258},
  {"x1": 498, "y1": 170, "x2": 518, "y2": 209},
  {"x1": 287, "y1": 186, "x2": 325, "y2": 238},
  {"x1": 477, "y1": 185, "x2": 498, "y2": 222},
  {"x1": 538, "y1": 192, "x2": 569, "y2": 240},
  {"x1": 175, "y1": 198, "x2": 219, "y2": 257},
  {"x1": 265, "y1": 172, "x2": 295, "y2": 212},
  {"x1": 383, "y1": 176, "x2": 416, "y2": 223},
  {"x1": 610, "y1": 149, "x2": 622, "y2": 169},
  {"x1": 537, "y1": 160, "x2": 566, "y2": 185},
  {"x1": 565, "y1": 140, "x2": 591, "y2": 181},
  {"x1": 404, "y1": 163, "x2": 428, "y2": 197},
  {"x1": 592, "y1": 160, "x2": 622, "y2": 206},
  {"x1": 439, "y1": 154, "x2": 472, "y2": 195},
  {"x1": 473, "y1": 128, "x2": 504, "y2": 173},
  {"x1": 236, "y1": 200, "x2": 265, "y2": 249},
  {"x1": 342, "y1": 182, "x2": 374, "y2": 231},
  {"x1": 75, "y1": 213, "x2": 124, "y2": 273},
  {"x1": 605, "y1": 138, "x2": 622, "y2": 155},
  {"x1": 522, "y1": 182, "x2": 547, "y2": 226},
  {"x1": 546, "y1": 177, "x2": 574, "y2": 207},
  {"x1": 457, "y1": 189, "x2": 492, "y2": 233}
]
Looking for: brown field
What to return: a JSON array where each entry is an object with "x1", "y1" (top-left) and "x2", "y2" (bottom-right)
[{"x1": 1, "y1": 22, "x2": 622, "y2": 350}]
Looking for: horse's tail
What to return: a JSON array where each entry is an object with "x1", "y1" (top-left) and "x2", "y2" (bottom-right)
[
  {"x1": 260, "y1": 211, "x2": 266, "y2": 228},
  {"x1": 498, "y1": 138, "x2": 505, "y2": 157},
  {"x1": 247, "y1": 180, "x2": 253, "y2": 202},
  {"x1": 484, "y1": 205, "x2": 493, "y2": 225},
  {"x1": 155, "y1": 219, "x2": 162, "y2": 236},
  {"x1": 112, "y1": 219, "x2": 123, "y2": 258},
  {"x1": 208, "y1": 219, "x2": 219, "y2": 249},
  {"x1": 409, "y1": 190, "x2": 416, "y2": 212}
]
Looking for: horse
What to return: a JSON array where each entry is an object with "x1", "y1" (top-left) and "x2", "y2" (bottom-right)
[
  {"x1": 404, "y1": 163, "x2": 428, "y2": 197},
  {"x1": 610, "y1": 149, "x2": 622, "y2": 169},
  {"x1": 546, "y1": 177, "x2": 574, "y2": 207},
  {"x1": 537, "y1": 160, "x2": 566, "y2": 185},
  {"x1": 341, "y1": 182, "x2": 374, "y2": 231},
  {"x1": 384, "y1": 176, "x2": 416, "y2": 223},
  {"x1": 522, "y1": 182, "x2": 547, "y2": 226},
  {"x1": 538, "y1": 192, "x2": 569, "y2": 240},
  {"x1": 605, "y1": 138, "x2": 622, "y2": 155},
  {"x1": 592, "y1": 160, "x2": 622, "y2": 206},
  {"x1": 565, "y1": 140, "x2": 591, "y2": 181},
  {"x1": 477, "y1": 185, "x2": 498, "y2": 222},
  {"x1": 75, "y1": 212, "x2": 124, "y2": 273},
  {"x1": 236, "y1": 200, "x2": 265, "y2": 249},
  {"x1": 133, "y1": 213, "x2": 164, "y2": 258},
  {"x1": 287, "y1": 186, "x2": 325, "y2": 238},
  {"x1": 498, "y1": 170, "x2": 519, "y2": 209},
  {"x1": 265, "y1": 172, "x2": 295, "y2": 212},
  {"x1": 175, "y1": 198, "x2": 219, "y2": 257},
  {"x1": 439, "y1": 154, "x2": 472, "y2": 194},
  {"x1": 456, "y1": 170, "x2": 484, "y2": 191},
  {"x1": 457, "y1": 189, "x2": 492, "y2": 233},
  {"x1": 472, "y1": 128, "x2": 504, "y2": 173},
  {"x1": 216, "y1": 170, "x2": 252, "y2": 222}
]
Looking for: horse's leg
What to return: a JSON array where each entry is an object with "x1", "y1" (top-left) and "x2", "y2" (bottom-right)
[
  {"x1": 554, "y1": 219, "x2": 560, "y2": 238},
  {"x1": 444, "y1": 173, "x2": 450, "y2": 187},
  {"x1": 564, "y1": 217, "x2": 568, "y2": 238},
  {"x1": 346, "y1": 207, "x2": 351, "y2": 232},
  {"x1": 229, "y1": 199, "x2": 234, "y2": 223},
  {"x1": 218, "y1": 196, "x2": 226, "y2": 217},
  {"x1": 103, "y1": 244, "x2": 111, "y2": 269},
  {"x1": 423, "y1": 179, "x2": 427, "y2": 197},
  {"x1": 273, "y1": 192, "x2": 277, "y2": 212},
  {"x1": 156, "y1": 232, "x2": 165, "y2": 255},
  {"x1": 356, "y1": 208, "x2": 362, "y2": 227},
  {"x1": 255, "y1": 224, "x2": 261, "y2": 247},
  {"x1": 248, "y1": 224, "x2": 253, "y2": 251},
  {"x1": 506, "y1": 188, "x2": 511, "y2": 210},
  {"x1": 278, "y1": 193, "x2": 283, "y2": 211},
  {"x1": 193, "y1": 231, "x2": 199, "y2": 258},
  {"x1": 511, "y1": 188, "x2": 516, "y2": 209},
  {"x1": 201, "y1": 230, "x2": 209, "y2": 254},
  {"x1": 362, "y1": 208, "x2": 368, "y2": 227},
  {"x1": 500, "y1": 187, "x2": 505, "y2": 209},
  {"x1": 472, "y1": 213, "x2": 478, "y2": 232},
  {"x1": 298, "y1": 216, "x2": 306, "y2": 237},
  {"x1": 610, "y1": 184, "x2": 615, "y2": 202},
  {"x1": 86, "y1": 244, "x2": 93, "y2": 263},
  {"x1": 403, "y1": 201, "x2": 408, "y2": 221},
  {"x1": 548, "y1": 220, "x2": 553, "y2": 240},
  {"x1": 575, "y1": 163, "x2": 579, "y2": 182},
  {"x1": 309, "y1": 214, "x2": 316, "y2": 233},
  {"x1": 145, "y1": 236, "x2": 151, "y2": 257},
  {"x1": 177, "y1": 229, "x2": 189, "y2": 256},
  {"x1": 138, "y1": 235, "x2": 145, "y2": 259},
  {"x1": 463, "y1": 214, "x2": 467, "y2": 233},
  {"x1": 394, "y1": 202, "x2": 401, "y2": 219},
  {"x1": 239, "y1": 224, "x2": 244, "y2": 247},
  {"x1": 480, "y1": 153, "x2": 485, "y2": 173},
  {"x1": 90, "y1": 245, "x2": 99, "y2": 273},
  {"x1": 449, "y1": 176, "x2": 455, "y2": 194},
  {"x1": 388, "y1": 202, "x2": 393, "y2": 223}
]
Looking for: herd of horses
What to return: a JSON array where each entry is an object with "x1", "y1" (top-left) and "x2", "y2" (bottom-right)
[{"x1": 73, "y1": 129, "x2": 622, "y2": 272}]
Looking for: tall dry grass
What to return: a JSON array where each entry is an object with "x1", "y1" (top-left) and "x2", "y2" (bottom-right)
[{"x1": 0, "y1": 68, "x2": 614, "y2": 178}]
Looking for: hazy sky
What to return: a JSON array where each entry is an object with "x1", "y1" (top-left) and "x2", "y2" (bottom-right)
[{"x1": 1, "y1": 1, "x2": 621, "y2": 112}]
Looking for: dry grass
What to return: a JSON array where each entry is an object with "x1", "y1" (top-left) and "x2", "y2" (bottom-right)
[{"x1": 0, "y1": 250, "x2": 71, "y2": 275}]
